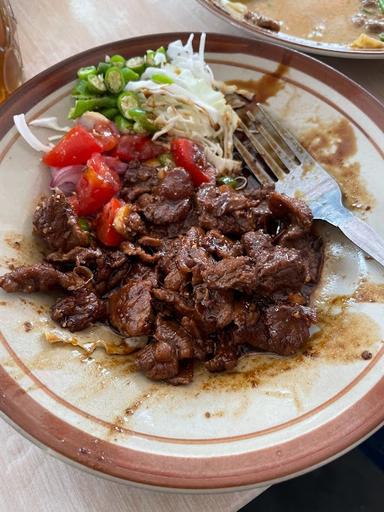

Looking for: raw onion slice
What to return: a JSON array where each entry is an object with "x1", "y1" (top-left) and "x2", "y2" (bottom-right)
[
  {"x1": 50, "y1": 165, "x2": 84, "y2": 195},
  {"x1": 13, "y1": 113, "x2": 52, "y2": 152}
]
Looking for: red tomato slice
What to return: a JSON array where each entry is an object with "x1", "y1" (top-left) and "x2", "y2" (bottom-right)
[
  {"x1": 76, "y1": 153, "x2": 121, "y2": 216},
  {"x1": 116, "y1": 134, "x2": 163, "y2": 162},
  {"x1": 170, "y1": 138, "x2": 212, "y2": 186},
  {"x1": 42, "y1": 125, "x2": 102, "y2": 167},
  {"x1": 96, "y1": 197, "x2": 125, "y2": 247},
  {"x1": 92, "y1": 120, "x2": 120, "y2": 152}
]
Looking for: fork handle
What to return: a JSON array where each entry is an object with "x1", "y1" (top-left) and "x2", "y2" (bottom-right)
[{"x1": 336, "y1": 213, "x2": 384, "y2": 268}]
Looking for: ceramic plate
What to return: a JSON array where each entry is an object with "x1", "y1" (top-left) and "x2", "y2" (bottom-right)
[
  {"x1": 0, "y1": 33, "x2": 384, "y2": 492},
  {"x1": 197, "y1": 1, "x2": 384, "y2": 59}
]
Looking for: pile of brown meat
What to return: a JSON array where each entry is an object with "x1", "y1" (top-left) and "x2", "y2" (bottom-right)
[{"x1": 0, "y1": 164, "x2": 323, "y2": 384}]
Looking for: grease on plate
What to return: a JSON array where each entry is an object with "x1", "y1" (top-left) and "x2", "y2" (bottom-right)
[
  {"x1": 300, "y1": 118, "x2": 374, "y2": 212},
  {"x1": 226, "y1": 63, "x2": 288, "y2": 104}
]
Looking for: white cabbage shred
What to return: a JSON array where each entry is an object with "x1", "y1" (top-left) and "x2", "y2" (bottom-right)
[{"x1": 126, "y1": 33, "x2": 241, "y2": 174}]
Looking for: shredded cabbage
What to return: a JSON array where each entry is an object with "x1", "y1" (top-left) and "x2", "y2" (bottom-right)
[
  {"x1": 29, "y1": 116, "x2": 70, "y2": 132},
  {"x1": 126, "y1": 33, "x2": 241, "y2": 174}
]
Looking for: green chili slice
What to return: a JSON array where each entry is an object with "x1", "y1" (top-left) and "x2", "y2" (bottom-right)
[
  {"x1": 158, "y1": 153, "x2": 174, "y2": 167},
  {"x1": 68, "y1": 96, "x2": 117, "y2": 119},
  {"x1": 145, "y1": 47, "x2": 166, "y2": 67},
  {"x1": 110, "y1": 54, "x2": 126, "y2": 67},
  {"x1": 126, "y1": 56, "x2": 146, "y2": 75},
  {"x1": 129, "y1": 108, "x2": 156, "y2": 133},
  {"x1": 151, "y1": 73, "x2": 174, "y2": 84},
  {"x1": 114, "y1": 114, "x2": 133, "y2": 133},
  {"x1": 97, "y1": 62, "x2": 111, "y2": 75},
  {"x1": 86, "y1": 74, "x2": 107, "y2": 94},
  {"x1": 121, "y1": 67, "x2": 139, "y2": 83},
  {"x1": 104, "y1": 66, "x2": 125, "y2": 94},
  {"x1": 78, "y1": 218, "x2": 91, "y2": 232},
  {"x1": 77, "y1": 66, "x2": 97, "y2": 80},
  {"x1": 100, "y1": 107, "x2": 119, "y2": 120},
  {"x1": 379, "y1": 0, "x2": 384, "y2": 14},
  {"x1": 217, "y1": 176, "x2": 238, "y2": 189},
  {"x1": 117, "y1": 91, "x2": 140, "y2": 118},
  {"x1": 72, "y1": 80, "x2": 93, "y2": 98}
]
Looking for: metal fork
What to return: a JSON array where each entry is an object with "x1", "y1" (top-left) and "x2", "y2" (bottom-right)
[{"x1": 234, "y1": 104, "x2": 384, "y2": 267}]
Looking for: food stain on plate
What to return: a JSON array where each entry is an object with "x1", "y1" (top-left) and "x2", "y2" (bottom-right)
[
  {"x1": 225, "y1": 62, "x2": 289, "y2": 104},
  {"x1": 300, "y1": 118, "x2": 374, "y2": 213},
  {"x1": 2, "y1": 232, "x2": 44, "y2": 268}
]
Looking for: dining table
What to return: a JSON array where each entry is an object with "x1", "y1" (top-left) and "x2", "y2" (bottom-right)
[{"x1": 1, "y1": 1, "x2": 383, "y2": 511}]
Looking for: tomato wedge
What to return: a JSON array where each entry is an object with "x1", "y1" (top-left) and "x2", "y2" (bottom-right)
[
  {"x1": 92, "y1": 120, "x2": 120, "y2": 152},
  {"x1": 76, "y1": 153, "x2": 121, "y2": 216},
  {"x1": 170, "y1": 138, "x2": 212, "y2": 186},
  {"x1": 96, "y1": 197, "x2": 125, "y2": 247},
  {"x1": 116, "y1": 134, "x2": 163, "y2": 162},
  {"x1": 42, "y1": 125, "x2": 102, "y2": 167}
]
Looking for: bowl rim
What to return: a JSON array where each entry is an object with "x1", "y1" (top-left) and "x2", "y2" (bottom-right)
[
  {"x1": 196, "y1": 0, "x2": 384, "y2": 59},
  {"x1": 0, "y1": 32, "x2": 383, "y2": 491}
]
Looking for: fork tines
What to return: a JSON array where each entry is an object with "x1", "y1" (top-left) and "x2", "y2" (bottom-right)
[{"x1": 235, "y1": 104, "x2": 310, "y2": 186}]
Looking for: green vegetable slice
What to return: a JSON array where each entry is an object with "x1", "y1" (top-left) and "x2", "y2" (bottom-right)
[
  {"x1": 217, "y1": 176, "x2": 238, "y2": 189},
  {"x1": 77, "y1": 66, "x2": 97, "y2": 80},
  {"x1": 72, "y1": 80, "x2": 93, "y2": 98},
  {"x1": 78, "y1": 218, "x2": 91, "y2": 232},
  {"x1": 97, "y1": 62, "x2": 111, "y2": 75},
  {"x1": 86, "y1": 74, "x2": 107, "y2": 94},
  {"x1": 110, "y1": 54, "x2": 126, "y2": 67},
  {"x1": 126, "y1": 56, "x2": 146, "y2": 75},
  {"x1": 104, "y1": 66, "x2": 125, "y2": 94},
  {"x1": 129, "y1": 108, "x2": 157, "y2": 133},
  {"x1": 158, "y1": 153, "x2": 174, "y2": 167},
  {"x1": 68, "y1": 96, "x2": 117, "y2": 119},
  {"x1": 114, "y1": 114, "x2": 133, "y2": 133},
  {"x1": 121, "y1": 67, "x2": 139, "y2": 83},
  {"x1": 100, "y1": 107, "x2": 119, "y2": 120},
  {"x1": 152, "y1": 73, "x2": 174, "y2": 84},
  {"x1": 117, "y1": 91, "x2": 140, "y2": 118}
]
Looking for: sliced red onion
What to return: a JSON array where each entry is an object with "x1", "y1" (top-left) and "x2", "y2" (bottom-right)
[
  {"x1": 103, "y1": 156, "x2": 128, "y2": 175},
  {"x1": 50, "y1": 165, "x2": 84, "y2": 195}
]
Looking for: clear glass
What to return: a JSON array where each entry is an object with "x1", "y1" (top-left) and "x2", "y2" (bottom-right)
[{"x1": 0, "y1": 1, "x2": 23, "y2": 103}]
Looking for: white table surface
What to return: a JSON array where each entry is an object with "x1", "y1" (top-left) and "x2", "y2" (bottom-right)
[{"x1": 2, "y1": 1, "x2": 383, "y2": 510}]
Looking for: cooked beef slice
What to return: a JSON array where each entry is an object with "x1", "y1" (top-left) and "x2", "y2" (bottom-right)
[
  {"x1": 93, "y1": 250, "x2": 130, "y2": 295},
  {"x1": 0, "y1": 263, "x2": 84, "y2": 293},
  {"x1": 196, "y1": 184, "x2": 261, "y2": 235},
  {"x1": 108, "y1": 279, "x2": 154, "y2": 337},
  {"x1": 263, "y1": 304, "x2": 316, "y2": 355},
  {"x1": 142, "y1": 197, "x2": 192, "y2": 225},
  {"x1": 201, "y1": 229, "x2": 243, "y2": 258},
  {"x1": 166, "y1": 360, "x2": 194, "y2": 385},
  {"x1": 46, "y1": 247, "x2": 102, "y2": 267},
  {"x1": 136, "y1": 340, "x2": 179, "y2": 381},
  {"x1": 205, "y1": 333, "x2": 239, "y2": 373},
  {"x1": 154, "y1": 316, "x2": 194, "y2": 359},
  {"x1": 33, "y1": 191, "x2": 89, "y2": 251},
  {"x1": 268, "y1": 191, "x2": 313, "y2": 229},
  {"x1": 202, "y1": 256, "x2": 258, "y2": 293},
  {"x1": 242, "y1": 231, "x2": 307, "y2": 294},
  {"x1": 157, "y1": 167, "x2": 194, "y2": 200},
  {"x1": 51, "y1": 289, "x2": 105, "y2": 332}
]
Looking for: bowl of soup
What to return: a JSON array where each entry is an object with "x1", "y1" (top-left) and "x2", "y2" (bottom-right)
[{"x1": 199, "y1": 0, "x2": 384, "y2": 57}]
